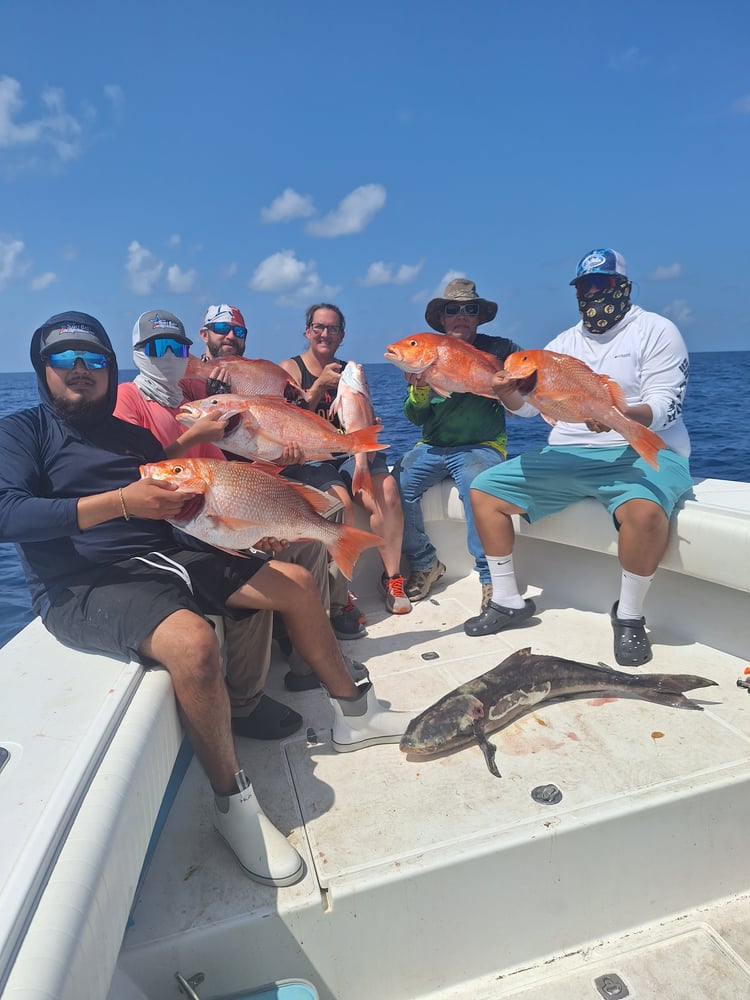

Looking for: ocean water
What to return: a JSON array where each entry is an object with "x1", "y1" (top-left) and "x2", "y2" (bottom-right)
[{"x1": 1, "y1": 352, "x2": 748, "y2": 648}]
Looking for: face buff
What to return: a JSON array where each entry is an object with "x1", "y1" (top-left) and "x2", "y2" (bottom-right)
[{"x1": 578, "y1": 279, "x2": 633, "y2": 334}]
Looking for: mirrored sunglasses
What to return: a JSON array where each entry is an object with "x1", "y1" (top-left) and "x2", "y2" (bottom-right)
[
  {"x1": 575, "y1": 274, "x2": 617, "y2": 295},
  {"x1": 444, "y1": 302, "x2": 480, "y2": 316},
  {"x1": 143, "y1": 337, "x2": 190, "y2": 358},
  {"x1": 46, "y1": 350, "x2": 110, "y2": 370},
  {"x1": 208, "y1": 322, "x2": 247, "y2": 339}
]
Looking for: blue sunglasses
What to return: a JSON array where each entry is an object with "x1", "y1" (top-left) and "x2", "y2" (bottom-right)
[
  {"x1": 46, "y1": 350, "x2": 110, "y2": 370},
  {"x1": 207, "y1": 322, "x2": 247, "y2": 339},
  {"x1": 143, "y1": 337, "x2": 190, "y2": 358}
]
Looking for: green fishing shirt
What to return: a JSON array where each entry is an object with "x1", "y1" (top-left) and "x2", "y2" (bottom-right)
[{"x1": 402, "y1": 333, "x2": 521, "y2": 455}]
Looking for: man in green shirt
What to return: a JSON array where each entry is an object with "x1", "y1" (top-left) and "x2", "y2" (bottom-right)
[{"x1": 394, "y1": 279, "x2": 521, "y2": 611}]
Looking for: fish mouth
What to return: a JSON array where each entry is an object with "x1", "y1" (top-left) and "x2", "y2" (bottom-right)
[{"x1": 515, "y1": 372, "x2": 537, "y2": 394}]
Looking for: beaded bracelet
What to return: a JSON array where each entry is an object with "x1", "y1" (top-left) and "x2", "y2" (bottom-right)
[{"x1": 118, "y1": 487, "x2": 130, "y2": 521}]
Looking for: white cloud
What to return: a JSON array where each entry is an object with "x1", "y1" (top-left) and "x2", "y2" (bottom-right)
[
  {"x1": 0, "y1": 238, "x2": 27, "y2": 287},
  {"x1": 125, "y1": 240, "x2": 163, "y2": 294},
  {"x1": 608, "y1": 46, "x2": 640, "y2": 71},
  {"x1": 648, "y1": 262, "x2": 681, "y2": 281},
  {"x1": 250, "y1": 249, "x2": 314, "y2": 292},
  {"x1": 61, "y1": 243, "x2": 78, "y2": 261},
  {"x1": 662, "y1": 299, "x2": 692, "y2": 325},
  {"x1": 275, "y1": 274, "x2": 342, "y2": 308},
  {"x1": 220, "y1": 262, "x2": 238, "y2": 279},
  {"x1": 306, "y1": 184, "x2": 386, "y2": 238},
  {"x1": 361, "y1": 259, "x2": 424, "y2": 287},
  {"x1": 166, "y1": 264, "x2": 196, "y2": 293},
  {"x1": 0, "y1": 77, "x2": 83, "y2": 162},
  {"x1": 103, "y1": 84, "x2": 124, "y2": 110},
  {"x1": 30, "y1": 271, "x2": 57, "y2": 291},
  {"x1": 260, "y1": 188, "x2": 316, "y2": 223},
  {"x1": 167, "y1": 234, "x2": 181, "y2": 248},
  {"x1": 433, "y1": 270, "x2": 465, "y2": 297}
]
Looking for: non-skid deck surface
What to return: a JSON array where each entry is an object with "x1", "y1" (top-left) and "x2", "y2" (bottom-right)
[{"x1": 123, "y1": 570, "x2": 749, "y2": 930}]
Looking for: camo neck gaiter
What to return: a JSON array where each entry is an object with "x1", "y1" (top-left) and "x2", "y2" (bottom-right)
[{"x1": 578, "y1": 279, "x2": 632, "y2": 334}]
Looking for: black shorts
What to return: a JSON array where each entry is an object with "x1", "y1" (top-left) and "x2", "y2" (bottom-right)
[{"x1": 43, "y1": 547, "x2": 266, "y2": 664}]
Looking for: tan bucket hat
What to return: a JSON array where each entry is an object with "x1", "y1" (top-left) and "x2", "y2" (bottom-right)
[{"x1": 425, "y1": 278, "x2": 498, "y2": 333}]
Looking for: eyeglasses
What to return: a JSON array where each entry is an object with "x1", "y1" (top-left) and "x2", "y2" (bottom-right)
[
  {"x1": 309, "y1": 323, "x2": 343, "y2": 336},
  {"x1": 575, "y1": 275, "x2": 617, "y2": 296},
  {"x1": 444, "y1": 302, "x2": 480, "y2": 316},
  {"x1": 46, "y1": 350, "x2": 110, "y2": 370},
  {"x1": 207, "y1": 322, "x2": 247, "y2": 339},
  {"x1": 143, "y1": 337, "x2": 190, "y2": 358}
]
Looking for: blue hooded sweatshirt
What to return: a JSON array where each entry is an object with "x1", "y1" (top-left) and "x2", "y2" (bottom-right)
[{"x1": 0, "y1": 311, "x2": 172, "y2": 619}]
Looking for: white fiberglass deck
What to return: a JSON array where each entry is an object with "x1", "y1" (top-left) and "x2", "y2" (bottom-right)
[{"x1": 116, "y1": 560, "x2": 750, "y2": 1000}]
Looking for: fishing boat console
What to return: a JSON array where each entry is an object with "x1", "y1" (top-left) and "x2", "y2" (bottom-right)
[{"x1": 1, "y1": 477, "x2": 749, "y2": 999}]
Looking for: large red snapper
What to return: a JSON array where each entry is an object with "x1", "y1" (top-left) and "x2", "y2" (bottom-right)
[
  {"x1": 503, "y1": 349, "x2": 667, "y2": 470},
  {"x1": 184, "y1": 354, "x2": 304, "y2": 401},
  {"x1": 384, "y1": 332, "x2": 502, "y2": 398},
  {"x1": 330, "y1": 361, "x2": 377, "y2": 498},
  {"x1": 140, "y1": 458, "x2": 382, "y2": 579},
  {"x1": 177, "y1": 393, "x2": 387, "y2": 465}
]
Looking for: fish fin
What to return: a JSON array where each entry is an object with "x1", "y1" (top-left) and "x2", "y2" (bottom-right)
[
  {"x1": 623, "y1": 422, "x2": 667, "y2": 470},
  {"x1": 340, "y1": 424, "x2": 389, "y2": 454},
  {"x1": 283, "y1": 479, "x2": 343, "y2": 517},
  {"x1": 603, "y1": 376, "x2": 629, "y2": 412},
  {"x1": 351, "y1": 455, "x2": 374, "y2": 500},
  {"x1": 327, "y1": 524, "x2": 383, "y2": 579},
  {"x1": 631, "y1": 672, "x2": 718, "y2": 710},
  {"x1": 472, "y1": 718, "x2": 501, "y2": 778}
]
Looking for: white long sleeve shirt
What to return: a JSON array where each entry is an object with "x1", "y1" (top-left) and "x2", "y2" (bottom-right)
[{"x1": 513, "y1": 305, "x2": 691, "y2": 458}]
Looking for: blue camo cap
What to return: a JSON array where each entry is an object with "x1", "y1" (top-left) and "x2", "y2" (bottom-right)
[{"x1": 570, "y1": 249, "x2": 628, "y2": 285}]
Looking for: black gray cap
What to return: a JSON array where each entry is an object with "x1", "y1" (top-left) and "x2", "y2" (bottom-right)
[
  {"x1": 40, "y1": 317, "x2": 113, "y2": 357},
  {"x1": 132, "y1": 309, "x2": 192, "y2": 347}
]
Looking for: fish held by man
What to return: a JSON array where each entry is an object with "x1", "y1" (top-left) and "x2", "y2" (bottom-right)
[
  {"x1": 140, "y1": 458, "x2": 383, "y2": 579},
  {"x1": 384, "y1": 332, "x2": 503, "y2": 399},
  {"x1": 503, "y1": 349, "x2": 668, "y2": 470},
  {"x1": 400, "y1": 647, "x2": 717, "y2": 777},
  {"x1": 330, "y1": 361, "x2": 377, "y2": 499},
  {"x1": 177, "y1": 393, "x2": 387, "y2": 465},
  {"x1": 185, "y1": 354, "x2": 304, "y2": 402}
]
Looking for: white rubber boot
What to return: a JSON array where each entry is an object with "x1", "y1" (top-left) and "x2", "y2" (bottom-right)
[
  {"x1": 330, "y1": 682, "x2": 416, "y2": 753},
  {"x1": 213, "y1": 771, "x2": 304, "y2": 887}
]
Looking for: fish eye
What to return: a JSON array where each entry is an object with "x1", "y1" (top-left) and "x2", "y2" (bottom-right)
[
  {"x1": 409, "y1": 339, "x2": 418, "y2": 346},
  {"x1": 172, "y1": 465, "x2": 184, "y2": 473}
]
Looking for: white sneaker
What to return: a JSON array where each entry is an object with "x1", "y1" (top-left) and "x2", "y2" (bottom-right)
[
  {"x1": 330, "y1": 682, "x2": 416, "y2": 753},
  {"x1": 213, "y1": 780, "x2": 304, "y2": 887}
]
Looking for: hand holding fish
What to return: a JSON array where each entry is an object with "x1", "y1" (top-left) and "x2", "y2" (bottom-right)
[
  {"x1": 252, "y1": 536, "x2": 290, "y2": 558},
  {"x1": 120, "y1": 477, "x2": 198, "y2": 520},
  {"x1": 490, "y1": 369, "x2": 526, "y2": 409},
  {"x1": 278, "y1": 440, "x2": 307, "y2": 466}
]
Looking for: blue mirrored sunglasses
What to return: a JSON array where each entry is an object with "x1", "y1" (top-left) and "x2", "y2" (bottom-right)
[
  {"x1": 143, "y1": 337, "x2": 190, "y2": 358},
  {"x1": 208, "y1": 322, "x2": 247, "y2": 339},
  {"x1": 46, "y1": 350, "x2": 110, "y2": 370}
]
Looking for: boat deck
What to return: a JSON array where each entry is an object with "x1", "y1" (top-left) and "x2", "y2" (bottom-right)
[{"x1": 116, "y1": 559, "x2": 750, "y2": 1000}]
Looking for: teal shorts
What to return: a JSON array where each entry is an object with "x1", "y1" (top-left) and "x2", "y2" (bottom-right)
[{"x1": 471, "y1": 445, "x2": 693, "y2": 525}]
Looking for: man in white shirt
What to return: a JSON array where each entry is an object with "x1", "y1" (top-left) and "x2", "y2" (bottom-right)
[{"x1": 465, "y1": 249, "x2": 692, "y2": 667}]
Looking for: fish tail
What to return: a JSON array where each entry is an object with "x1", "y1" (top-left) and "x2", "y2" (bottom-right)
[
  {"x1": 328, "y1": 523, "x2": 383, "y2": 579},
  {"x1": 341, "y1": 425, "x2": 389, "y2": 454},
  {"x1": 351, "y1": 455, "x2": 374, "y2": 500},
  {"x1": 624, "y1": 422, "x2": 668, "y2": 470},
  {"x1": 631, "y1": 672, "x2": 718, "y2": 710}
]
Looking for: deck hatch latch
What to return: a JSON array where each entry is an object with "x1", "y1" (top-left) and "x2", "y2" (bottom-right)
[
  {"x1": 594, "y1": 972, "x2": 629, "y2": 998},
  {"x1": 531, "y1": 783, "x2": 562, "y2": 804}
]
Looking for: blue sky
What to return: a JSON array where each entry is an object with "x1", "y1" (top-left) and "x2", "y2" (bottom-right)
[{"x1": 1, "y1": 0, "x2": 748, "y2": 372}]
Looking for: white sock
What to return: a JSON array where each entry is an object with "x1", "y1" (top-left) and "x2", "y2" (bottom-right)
[
  {"x1": 617, "y1": 570, "x2": 655, "y2": 621},
  {"x1": 487, "y1": 554, "x2": 525, "y2": 609}
]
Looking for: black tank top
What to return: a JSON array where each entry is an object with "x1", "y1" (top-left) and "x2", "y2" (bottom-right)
[{"x1": 291, "y1": 354, "x2": 346, "y2": 428}]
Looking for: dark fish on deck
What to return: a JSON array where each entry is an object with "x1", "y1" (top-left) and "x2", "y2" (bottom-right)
[{"x1": 400, "y1": 647, "x2": 717, "y2": 777}]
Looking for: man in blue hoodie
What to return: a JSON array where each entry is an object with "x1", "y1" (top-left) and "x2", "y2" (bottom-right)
[{"x1": 0, "y1": 311, "x2": 414, "y2": 888}]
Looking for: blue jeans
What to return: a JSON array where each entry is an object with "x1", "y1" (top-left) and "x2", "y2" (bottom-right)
[{"x1": 393, "y1": 443, "x2": 505, "y2": 584}]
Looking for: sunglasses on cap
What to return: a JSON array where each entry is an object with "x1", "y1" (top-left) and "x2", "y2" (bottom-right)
[
  {"x1": 207, "y1": 322, "x2": 247, "y2": 339},
  {"x1": 444, "y1": 302, "x2": 480, "y2": 316},
  {"x1": 46, "y1": 350, "x2": 110, "y2": 370},
  {"x1": 143, "y1": 337, "x2": 190, "y2": 359}
]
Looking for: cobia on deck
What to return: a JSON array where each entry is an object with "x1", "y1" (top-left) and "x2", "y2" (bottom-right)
[{"x1": 1, "y1": 477, "x2": 749, "y2": 999}]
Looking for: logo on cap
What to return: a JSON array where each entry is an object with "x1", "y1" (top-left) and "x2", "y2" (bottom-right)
[
  {"x1": 150, "y1": 314, "x2": 181, "y2": 333},
  {"x1": 579, "y1": 253, "x2": 608, "y2": 273},
  {"x1": 58, "y1": 323, "x2": 96, "y2": 337}
]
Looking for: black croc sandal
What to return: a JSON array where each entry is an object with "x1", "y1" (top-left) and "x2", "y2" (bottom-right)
[
  {"x1": 611, "y1": 601, "x2": 653, "y2": 666},
  {"x1": 464, "y1": 598, "x2": 536, "y2": 637}
]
